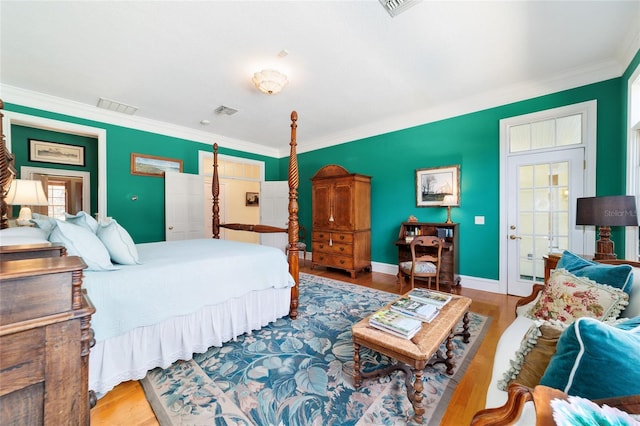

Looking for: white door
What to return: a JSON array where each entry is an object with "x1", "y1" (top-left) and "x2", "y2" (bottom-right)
[
  {"x1": 260, "y1": 181, "x2": 289, "y2": 252},
  {"x1": 165, "y1": 172, "x2": 205, "y2": 241},
  {"x1": 506, "y1": 149, "x2": 585, "y2": 295}
]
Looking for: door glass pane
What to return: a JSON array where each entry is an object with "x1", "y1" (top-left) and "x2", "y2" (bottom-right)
[
  {"x1": 510, "y1": 124, "x2": 531, "y2": 152},
  {"x1": 556, "y1": 114, "x2": 582, "y2": 146},
  {"x1": 531, "y1": 120, "x2": 554, "y2": 150},
  {"x1": 518, "y1": 160, "x2": 570, "y2": 283}
]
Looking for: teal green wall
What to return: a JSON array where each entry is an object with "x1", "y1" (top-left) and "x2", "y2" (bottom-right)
[
  {"x1": 10, "y1": 125, "x2": 99, "y2": 215},
  {"x1": 290, "y1": 77, "x2": 629, "y2": 280},
  {"x1": 5, "y1": 104, "x2": 281, "y2": 243},
  {"x1": 7, "y1": 49, "x2": 638, "y2": 278}
]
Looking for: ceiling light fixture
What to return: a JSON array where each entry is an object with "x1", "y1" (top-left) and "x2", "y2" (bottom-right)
[{"x1": 252, "y1": 69, "x2": 288, "y2": 95}]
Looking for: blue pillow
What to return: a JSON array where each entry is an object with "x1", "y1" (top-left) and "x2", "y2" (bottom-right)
[
  {"x1": 96, "y1": 219, "x2": 140, "y2": 265},
  {"x1": 557, "y1": 250, "x2": 633, "y2": 294},
  {"x1": 539, "y1": 316, "x2": 640, "y2": 400},
  {"x1": 49, "y1": 219, "x2": 117, "y2": 271},
  {"x1": 30, "y1": 213, "x2": 57, "y2": 238},
  {"x1": 65, "y1": 211, "x2": 99, "y2": 233}
]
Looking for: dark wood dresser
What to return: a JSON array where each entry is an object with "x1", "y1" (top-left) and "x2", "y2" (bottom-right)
[{"x1": 0, "y1": 256, "x2": 95, "y2": 425}]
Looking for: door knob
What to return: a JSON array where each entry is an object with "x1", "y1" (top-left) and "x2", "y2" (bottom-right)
[
  {"x1": 509, "y1": 234, "x2": 521, "y2": 240},
  {"x1": 168, "y1": 226, "x2": 174, "y2": 230}
]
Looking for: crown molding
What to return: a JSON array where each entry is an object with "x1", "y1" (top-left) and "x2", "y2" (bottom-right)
[
  {"x1": 297, "y1": 58, "x2": 624, "y2": 154},
  {"x1": 0, "y1": 84, "x2": 282, "y2": 159}
]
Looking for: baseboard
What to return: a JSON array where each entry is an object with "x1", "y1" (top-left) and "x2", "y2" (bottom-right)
[{"x1": 370, "y1": 261, "x2": 504, "y2": 294}]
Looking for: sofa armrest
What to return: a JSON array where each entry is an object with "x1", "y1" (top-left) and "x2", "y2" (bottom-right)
[
  {"x1": 471, "y1": 383, "x2": 533, "y2": 425},
  {"x1": 515, "y1": 284, "x2": 545, "y2": 315}
]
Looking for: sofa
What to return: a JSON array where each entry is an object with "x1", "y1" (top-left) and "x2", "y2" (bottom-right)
[{"x1": 479, "y1": 252, "x2": 640, "y2": 424}]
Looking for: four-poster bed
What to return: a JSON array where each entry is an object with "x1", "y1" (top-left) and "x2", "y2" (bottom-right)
[{"x1": 0, "y1": 101, "x2": 302, "y2": 399}]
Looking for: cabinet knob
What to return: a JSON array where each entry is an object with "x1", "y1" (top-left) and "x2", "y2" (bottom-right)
[
  {"x1": 339, "y1": 247, "x2": 344, "y2": 252},
  {"x1": 339, "y1": 235, "x2": 345, "y2": 240},
  {"x1": 319, "y1": 244, "x2": 324, "y2": 249}
]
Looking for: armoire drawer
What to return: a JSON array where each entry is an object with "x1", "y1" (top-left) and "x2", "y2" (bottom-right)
[
  {"x1": 312, "y1": 231, "x2": 353, "y2": 244},
  {"x1": 312, "y1": 253, "x2": 354, "y2": 270},
  {"x1": 312, "y1": 241, "x2": 353, "y2": 256}
]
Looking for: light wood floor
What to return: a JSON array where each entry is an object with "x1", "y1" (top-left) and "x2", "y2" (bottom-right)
[{"x1": 91, "y1": 262, "x2": 519, "y2": 425}]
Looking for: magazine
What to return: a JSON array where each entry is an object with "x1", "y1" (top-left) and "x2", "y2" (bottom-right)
[
  {"x1": 407, "y1": 288, "x2": 452, "y2": 307},
  {"x1": 369, "y1": 321, "x2": 421, "y2": 340},
  {"x1": 390, "y1": 297, "x2": 440, "y2": 323},
  {"x1": 369, "y1": 308, "x2": 422, "y2": 338}
]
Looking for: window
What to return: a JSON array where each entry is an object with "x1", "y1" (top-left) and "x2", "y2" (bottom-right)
[{"x1": 47, "y1": 180, "x2": 67, "y2": 219}]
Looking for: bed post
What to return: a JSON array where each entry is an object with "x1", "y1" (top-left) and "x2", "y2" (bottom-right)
[
  {"x1": 287, "y1": 111, "x2": 299, "y2": 319},
  {"x1": 0, "y1": 99, "x2": 16, "y2": 230},
  {"x1": 212, "y1": 143, "x2": 220, "y2": 239}
]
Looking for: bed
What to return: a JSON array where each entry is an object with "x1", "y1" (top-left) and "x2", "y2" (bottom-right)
[{"x1": 0, "y1": 101, "x2": 302, "y2": 399}]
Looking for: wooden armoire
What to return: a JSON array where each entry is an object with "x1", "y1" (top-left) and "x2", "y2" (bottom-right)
[{"x1": 311, "y1": 164, "x2": 371, "y2": 278}]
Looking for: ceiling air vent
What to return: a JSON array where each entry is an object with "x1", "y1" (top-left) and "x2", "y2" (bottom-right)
[
  {"x1": 97, "y1": 97, "x2": 138, "y2": 115},
  {"x1": 379, "y1": 0, "x2": 421, "y2": 17},
  {"x1": 214, "y1": 105, "x2": 238, "y2": 116}
]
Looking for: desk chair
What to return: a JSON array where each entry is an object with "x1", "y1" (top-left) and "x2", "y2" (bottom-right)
[
  {"x1": 399, "y1": 236, "x2": 444, "y2": 291},
  {"x1": 286, "y1": 225, "x2": 307, "y2": 264}
]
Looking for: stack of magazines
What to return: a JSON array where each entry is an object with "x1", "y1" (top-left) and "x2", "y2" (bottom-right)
[
  {"x1": 390, "y1": 297, "x2": 440, "y2": 323},
  {"x1": 407, "y1": 288, "x2": 452, "y2": 308},
  {"x1": 369, "y1": 308, "x2": 422, "y2": 339}
]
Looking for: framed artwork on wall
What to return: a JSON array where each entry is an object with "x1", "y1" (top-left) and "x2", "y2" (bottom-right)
[
  {"x1": 416, "y1": 165, "x2": 460, "y2": 207},
  {"x1": 29, "y1": 139, "x2": 85, "y2": 166},
  {"x1": 131, "y1": 153, "x2": 183, "y2": 177},
  {"x1": 246, "y1": 192, "x2": 259, "y2": 206}
]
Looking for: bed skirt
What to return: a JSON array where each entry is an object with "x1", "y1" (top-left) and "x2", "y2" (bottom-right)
[{"x1": 89, "y1": 287, "x2": 292, "y2": 398}]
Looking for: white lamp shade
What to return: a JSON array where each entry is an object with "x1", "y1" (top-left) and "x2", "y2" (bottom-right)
[
  {"x1": 442, "y1": 195, "x2": 457, "y2": 206},
  {"x1": 252, "y1": 69, "x2": 288, "y2": 95},
  {"x1": 6, "y1": 179, "x2": 49, "y2": 206}
]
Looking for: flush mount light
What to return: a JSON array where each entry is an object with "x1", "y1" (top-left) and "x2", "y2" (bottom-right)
[
  {"x1": 252, "y1": 69, "x2": 288, "y2": 95},
  {"x1": 379, "y1": 0, "x2": 422, "y2": 17}
]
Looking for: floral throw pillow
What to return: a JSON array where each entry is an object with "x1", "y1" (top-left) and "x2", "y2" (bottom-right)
[{"x1": 527, "y1": 268, "x2": 628, "y2": 324}]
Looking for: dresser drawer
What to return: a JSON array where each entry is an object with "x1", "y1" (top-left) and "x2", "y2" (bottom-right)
[
  {"x1": 312, "y1": 231, "x2": 353, "y2": 244},
  {"x1": 312, "y1": 253, "x2": 354, "y2": 270},
  {"x1": 312, "y1": 241, "x2": 353, "y2": 256}
]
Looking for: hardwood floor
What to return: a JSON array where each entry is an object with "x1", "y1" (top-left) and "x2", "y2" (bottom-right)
[{"x1": 91, "y1": 262, "x2": 519, "y2": 425}]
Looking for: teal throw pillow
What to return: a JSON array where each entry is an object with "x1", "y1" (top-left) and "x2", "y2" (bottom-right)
[
  {"x1": 557, "y1": 250, "x2": 633, "y2": 294},
  {"x1": 539, "y1": 316, "x2": 640, "y2": 400}
]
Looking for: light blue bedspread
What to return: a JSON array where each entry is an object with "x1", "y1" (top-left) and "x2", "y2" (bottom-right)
[{"x1": 83, "y1": 239, "x2": 294, "y2": 341}]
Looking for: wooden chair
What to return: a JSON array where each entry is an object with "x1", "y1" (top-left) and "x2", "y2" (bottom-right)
[
  {"x1": 398, "y1": 236, "x2": 444, "y2": 291},
  {"x1": 286, "y1": 225, "x2": 307, "y2": 263}
]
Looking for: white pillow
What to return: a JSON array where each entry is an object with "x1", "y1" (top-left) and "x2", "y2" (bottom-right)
[
  {"x1": 65, "y1": 211, "x2": 99, "y2": 233},
  {"x1": 96, "y1": 219, "x2": 140, "y2": 265},
  {"x1": 30, "y1": 213, "x2": 57, "y2": 238},
  {"x1": 0, "y1": 227, "x2": 50, "y2": 246},
  {"x1": 49, "y1": 220, "x2": 117, "y2": 271}
]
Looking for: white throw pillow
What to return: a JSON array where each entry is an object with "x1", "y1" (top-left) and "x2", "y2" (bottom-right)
[
  {"x1": 49, "y1": 219, "x2": 116, "y2": 271},
  {"x1": 96, "y1": 219, "x2": 140, "y2": 265},
  {"x1": 65, "y1": 211, "x2": 99, "y2": 233}
]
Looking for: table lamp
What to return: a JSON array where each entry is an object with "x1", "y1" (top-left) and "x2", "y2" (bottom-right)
[
  {"x1": 576, "y1": 195, "x2": 638, "y2": 260},
  {"x1": 442, "y1": 195, "x2": 456, "y2": 224},
  {"x1": 5, "y1": 179, "x2": 49, "y2": 226}
]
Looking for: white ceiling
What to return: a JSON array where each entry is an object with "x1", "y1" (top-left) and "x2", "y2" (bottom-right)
[{"x1": 1, "y1": 1, "x2": 639, "y2": 157}]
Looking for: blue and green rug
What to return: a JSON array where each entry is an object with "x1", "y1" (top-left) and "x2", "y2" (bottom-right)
[{"x1": 140, "y1": 273, "x2": 490, "y2": 425}]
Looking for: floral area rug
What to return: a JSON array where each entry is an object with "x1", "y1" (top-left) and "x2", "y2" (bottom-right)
[{"x1": 140, "y1": 273, "x2": 490, "y2": 426}]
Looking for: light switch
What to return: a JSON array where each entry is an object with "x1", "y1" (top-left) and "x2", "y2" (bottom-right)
[{"x1": 475, "y1": 216, "x2": 485, "y2": 225}]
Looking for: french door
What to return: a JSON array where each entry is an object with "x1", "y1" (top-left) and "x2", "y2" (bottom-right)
[{"x1": 506, "y1": 149, "x2": 585, "y2": 295}]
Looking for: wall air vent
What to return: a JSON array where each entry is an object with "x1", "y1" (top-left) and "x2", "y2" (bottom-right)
[
  {"x1": 97, "y1": 97, "x2": 138, "y2": 115},
  {"x1": 379, "y1": 0, "x2": 421, "y2": 17},
  {"x1": 214, "y1": 105, "x2": 238, "y2": 116}
]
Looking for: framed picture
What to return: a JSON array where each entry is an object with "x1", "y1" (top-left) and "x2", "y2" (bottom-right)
[
  {"x1": 416, "y1": 165, "x2": 460, "y2": 207},
  {"x1": 29, "y1": 139, "x2": 85, "y2": 166},
  {"x1": 246, "y1": 192, "x2": 259, "y2": 206},
  {"x1": 131, "y1": 153, "x2": 183, "y2": 177}
]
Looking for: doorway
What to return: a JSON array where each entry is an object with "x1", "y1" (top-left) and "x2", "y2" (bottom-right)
[
  {"x1": 21, "y1": 166, "x2": 91, "y2": 218},
  {"x1": 500, "y1": 101, "x2": 596, "y2": 296}
]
